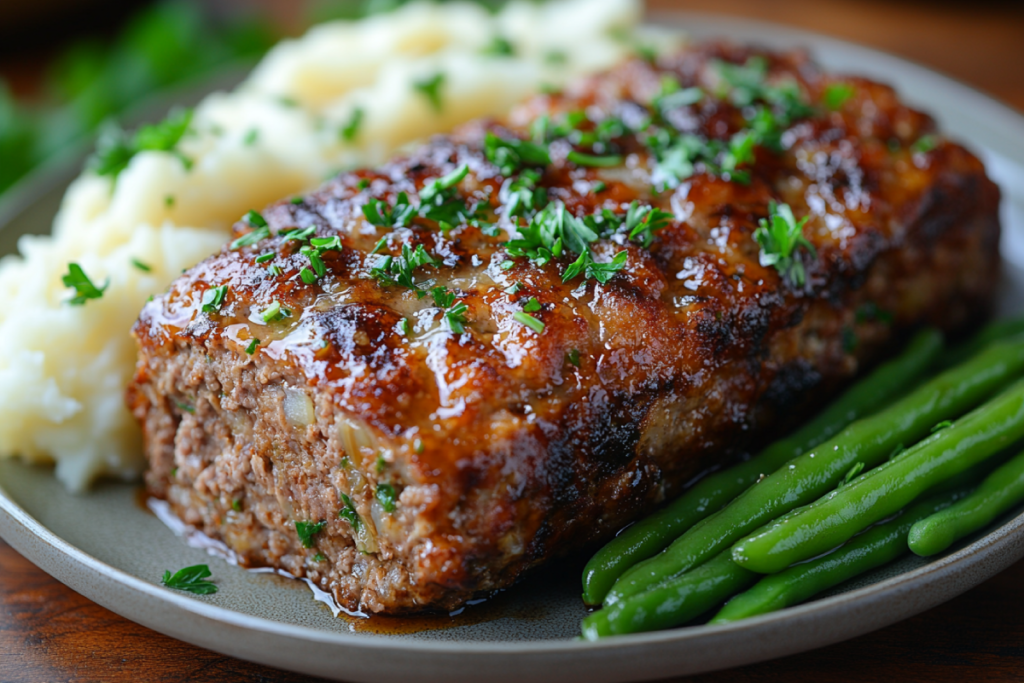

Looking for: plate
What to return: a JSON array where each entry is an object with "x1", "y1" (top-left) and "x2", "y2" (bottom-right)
[{"x1": 3, "y1": 13, "x2": 1024, "y2": 683}]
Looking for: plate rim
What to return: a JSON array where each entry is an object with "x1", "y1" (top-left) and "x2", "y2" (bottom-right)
[{"x1": 3, "y1": 10, "x2": 1024, "y2": 681}]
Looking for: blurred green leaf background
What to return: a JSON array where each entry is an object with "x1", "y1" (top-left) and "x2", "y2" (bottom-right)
[{"x1": 0, "y1": 0, "x2": 510, "y2": 200}]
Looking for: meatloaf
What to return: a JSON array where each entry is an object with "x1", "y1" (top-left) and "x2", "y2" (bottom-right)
[{"x1": 126, "y1": 42, "x2": 1001, "y2": 614}]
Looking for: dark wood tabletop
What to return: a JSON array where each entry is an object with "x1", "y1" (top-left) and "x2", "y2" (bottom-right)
[{"x1": 3, "y1": 1, "x2": 1024, "y2": 682}]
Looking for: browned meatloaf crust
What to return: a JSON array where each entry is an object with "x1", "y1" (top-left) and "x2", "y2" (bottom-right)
[{"x1": 126, "y1": 42, "x2": 1001, "y2": 614}]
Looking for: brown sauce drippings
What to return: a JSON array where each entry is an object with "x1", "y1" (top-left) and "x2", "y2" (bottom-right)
[{"x1": 147, "y1": 494, "x2": 582, "y2": 634}]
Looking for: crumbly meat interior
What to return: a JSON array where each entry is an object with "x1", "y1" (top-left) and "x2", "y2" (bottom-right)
[{"x1": 127, "y1": 42, "x2": 1001, "y2": 614}]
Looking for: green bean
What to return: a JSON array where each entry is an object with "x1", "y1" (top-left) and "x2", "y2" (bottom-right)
[
  {"x1": 604, "y1": 338, "x2": 1024, "y2": 606},
  {"x1": 909, "y1": 447, "x2": 1024, "y2": 556},
  {"x1": 580, "y1": 329, "x2": 944, "y2": 605},
  {"x1": 710, "y1": 487, "x2": 970, "y2": 624},
  {"x1": 939, "y1": 316, "x2": 1024, "y2": 369},
  {"x1": 581, "y1": 549, "x2": 759, "y2": 639},
  {"x1": 732, "y1": 378, "x2": 1024, "y2": 574}
]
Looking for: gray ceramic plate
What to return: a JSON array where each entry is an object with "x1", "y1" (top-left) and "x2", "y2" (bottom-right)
[{"x1": 3, "y1": 14, "x2": 1024, "y2": 683}]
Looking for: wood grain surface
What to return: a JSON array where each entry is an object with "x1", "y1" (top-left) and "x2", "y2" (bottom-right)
[{"x1": 3, "y1": 1, "x2": 1024, "y2": 682}]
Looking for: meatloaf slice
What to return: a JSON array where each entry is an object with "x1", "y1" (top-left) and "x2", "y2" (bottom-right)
[{"x1": 126, "y1": 42, "x2": 1001, "y2": 614}]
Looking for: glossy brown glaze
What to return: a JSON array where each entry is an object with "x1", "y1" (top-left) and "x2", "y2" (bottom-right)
[{"x1": 127, "y1": 42, "x2": 1000, "y2": 613}]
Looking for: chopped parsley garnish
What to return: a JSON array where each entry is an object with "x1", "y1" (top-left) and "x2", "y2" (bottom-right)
[
  {"x1": 245, "y1": 338, "x2": 260, "y2": 355},
  {"x1": 566, "y1": 150, "x2": 622, "y2": 168},
  {"x1": 591, "y1": 180, "x2": 607, "y2": 194},
  {"x1": 369, "y1": 243, "x2": 439, "y2": 292},
  {"x1": 62, "y1": 263, "x2": 108, "y2": 305},
  {"x1": 431, "y1": 286, "x2": 469, "y2": 333},
  {"x1": 282, "y1": 225, "x2": 317, "y2": 243},
  {"x1": 523, "y1": 297, "x2": 541, "y2": 312},
  {"x1": 567, "y1": 348, "x2": 581, "y2": 367},
  {"x1": 376, "y1": 483, "x2": 398, "y2": 513},
  {"x1": 413, "y1": 72, "x2": 446, "y2": 112},
  {"x1": 513, "y1": 311, "x2": 545, "y2": 333},
  {"x1": 623, "y1": 202, "x2": 673, "y2": 248},
  {"x1": 341, "y1": 107, "x2": 363, "y2": 142},
  {"x1": 201, "y1": 285, "x2": 228, "y2": 314},
  {"x1": 544, "y1": 49, "x2": 568, "y2": 65},
  {"x1": 244, "y1": 210, "x2": 268, "y2": 228},
  {"x1": 563, "y1": 249, "x2": 628, "y2": 285},
  {"x1": 483, "y1": 36, "x2": 515, "y2": 57},
  {"x1": 267, "y1": 265, "x2": 283, "y2": 277},
  {"x1": 400, "y1": 318, "x2": 413, "y2": 336},
  {"x1": 420, "y1": 163, "x2": 469, "y2": 203},
  {"x1": 375, "y1": 454, "x2": 387, "y2": 473},
  {"x1": 504, "y1": 282, "x2": 523, "y2": 295},
  {"x1": 339, "y1": 493, "x2": 361, "y2": 529},
  {"x1": 131, "y1": 258, "x2": 152, "y2": 272},
  {"x1": 290, "y1": 196, "x2": 304, "y2": 205},
  {"x1": 823, "y1": 82, "x2": 855, "y2": 110},
  {"x1": 911, "y1": 135, "x2": 938, "y2": 153},
  {"x1": 753, "y1": 201, "x2": 817, "y2": 287},
  {"x1": 414, "y1": 438, "x2": 424, "y2": 454},
  {"x1": 485, "y1": 132, "x2": 550, "y2": 176},
  {"x1": 501, "y1": 169, "x2": 547, "y2": 219},
  {"x1": 507, "y1": 200, "x2": 597, "y2": 267},
  {"x1": 313, "y1": 553, "x2": 326, "y2": 562},
  {"x1": 300, "y1": 245, "x2": 327, "y2": 281},
  {"x1": 243, "y1": 128, "x2": 258, "y2": 146},
  {"x1": 259, "y1": 301, "x2": 289, "y2": 323},
  {"x1": 299, "y1": 267, "x2": 318, "y2": 284},
  {"x1": 500, "y1": 259, "x2": 515, "y2": 270},
  {"x1": 91, "y1": 108, "x2": 193, "y2": 180},
  {"x1": 231, "y1": 499, "x2": 242, "y2": 512},
  {"x1": 161, "y1": 564, "x2": 217, "y2": 595},
  {"x1": 362, "y1": 192, "x2": 415, "y2": 228},
  {"x1": 295, "y1": 520, "x2": 327, "y2": 548},
  {"x1": 230, "y1": 211, "x2": 271, "y2": 250},
  {"x1": 311, "y1": 236, "x2": 343, "y2": 252}
]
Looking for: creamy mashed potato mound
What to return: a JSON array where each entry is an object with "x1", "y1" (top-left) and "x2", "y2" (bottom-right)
[{"x1": 0, "y1": 0, "x2": 681, "y2": 491}]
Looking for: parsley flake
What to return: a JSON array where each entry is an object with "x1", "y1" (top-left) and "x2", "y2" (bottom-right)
[
  {"x1": 753, "y1": 201, "x2": 817, "y2": 287},
  {"x1": 259, "y1": 301, "x2": 289, "y2": 323},
  {"x1": 413, "y1": 72, "x2": 446, "y2": 112},
  {"x1": 523, "y1": 297, "x2": 542, "y2": 312},
  {"x1": 339, "y1": 493, "x2": 361, "y2": 529},
  {"x1": 62, "y1": 263, "x2": 108, "y2": 305},
  {"x1": 370, "y1": 243, "x2": 439, "y2": 292},
  {"x1": 485, "y1": 132, "x2": 550, "y2": 176},
  {"x1": 376, "y1": 483, "x2": 398, "y2": 513},
  {"x1": 483, "y1": 36, "x2": 515, "y2": 57},
  {"x1": 161, "y1": 564, "x2": 217, "y2": 595},
  {"x1": 91, "y1": 108, "x2": 193, "y2": 180},
  {"x1": 131, "y1": 258, "x2": 152, "y2": 272},
  {"x1": 563, "y1": 249, "x2": 628, "y2": 285},
  {"x1": 341, "y1": 107, "x2": 364, "y2": 142},
  {"x1": 295, "y1": 520, "x2": 327, "y2": 548},
  {"x1": 567, "y1": 348, "x2": 581, "y2": 366},
  {"x1": 566, "y1": 150, "x2": 622, "y2": 168},
  {"x1": 823, "y1": 82, "x2": 855, "y2": 110},
  {"x1": 513, "y1": 311, "x2": 545, "y2": 333},
  {"x1": 245, "y1": 338, "x2": 260, "y2": 355},
  {"x1": 201, "y1": 285, "x2": 228, "y2": 314}
]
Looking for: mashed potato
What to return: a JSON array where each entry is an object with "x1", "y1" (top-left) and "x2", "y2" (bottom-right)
[{"x1": 0, "y1": 0, "x2": 681, "y2": 491}]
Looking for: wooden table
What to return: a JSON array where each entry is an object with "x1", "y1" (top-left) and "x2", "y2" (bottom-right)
[{"x1": 3, "y1": 1, "x2": 1024, "y2": 681}]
